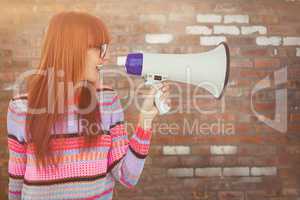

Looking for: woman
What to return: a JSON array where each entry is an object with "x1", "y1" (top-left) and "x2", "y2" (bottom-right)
[{"x1": 7, "y1": 11, "x2": 169, "y2": 200}]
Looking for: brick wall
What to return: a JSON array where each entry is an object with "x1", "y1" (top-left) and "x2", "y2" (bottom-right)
[{"x1": 1, "y1": 0, "x2": 300, "y2": 199}]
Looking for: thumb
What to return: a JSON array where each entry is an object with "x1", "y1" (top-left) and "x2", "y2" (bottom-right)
[{"x1": 142, "y1": 84, "x2": 159, "y2": 97}]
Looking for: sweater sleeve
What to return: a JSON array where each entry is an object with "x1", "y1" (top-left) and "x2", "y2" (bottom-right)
[
  {"x1": 107, "y1": 91, "x2": 152, "y2": 188},
  {"x1": 7, "y1": 97, "x2": 28, "y2": 200}
]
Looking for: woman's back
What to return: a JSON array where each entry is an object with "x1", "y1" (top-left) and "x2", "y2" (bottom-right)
[{"x1": 7, "y1": 88, "x2": 152, "y2": 200}]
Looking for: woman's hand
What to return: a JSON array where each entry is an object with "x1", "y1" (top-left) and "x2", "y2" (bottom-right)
[{"x1": 138, "y1": 81, "x2": 170, "y2": 130}]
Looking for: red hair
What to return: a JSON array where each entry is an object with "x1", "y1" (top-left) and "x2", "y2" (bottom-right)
[{"x1": 26, "y1": 11, "x2": 111, "y2": 167}]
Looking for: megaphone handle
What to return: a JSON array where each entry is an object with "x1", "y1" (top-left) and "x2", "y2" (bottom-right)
[{"x1": 152, "y1": 83, "x2": 170, "y2": 115}]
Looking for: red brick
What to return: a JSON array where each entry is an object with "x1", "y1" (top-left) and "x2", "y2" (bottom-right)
[
  {"x1": 289, "y1": 68, "x2": 300, "y2": 79},
  {"x1": 209, "y1": 156, "x2": 237, "y2": 166},
  {"x1": 239, "y1": 48, "x2": 271, "y2": 57},
  {"x1": 269, "y1": 25, "x2": 300, "y2": 35},
  {"x1": 149, "y1": 145, "x2": 162, "y2": 156},
  {"x1": 254, "y1": 58, "x2": 281, "y2": 68},
  {"x1": 253, "y1": 102, "x2": 275, "y2": 111},
  {"x1": 278, "y1": 168, "x2": 295, "y2": 178},
  {"x1": 132, "y1": 23, "x2": 162, "y2": 33},
  {"x1": 286, "y1": 145, "x2": 300, "y2": 155},
  {"x1": 289, "y1": 124, "x2": 300, "y2": 132},
  {"x1": 237, "y1": 156, "x2": 278, "y2": 166},
  {"x1": 231, "y1": 58, "x2": 253, "y2": 68},
  {"x1": 282, "y1": 188, "x2": 300, "y2": 196},
  {"x1": 218, "y1": 191, "x2": 244, "y2": 200},
  {"x1": 203, "y1": 113, "x2": 237, "y2": 122},
  {"x1": 191, "y1": 145, "x2": 210, "y2": 155},
  {"x1": 229, "y1": 47, "x2": 240, "y2": 56},
  {"x1": 280, "y1": 15, "x2": 300, "y2": 23},
  {"x1": 239, "y1": 69, "x2": 270, "y2": 79},
  {"x1": 179, "y1": 156, "x2": 209, "y2": 167},
  {"x1": 246, "y1": 190, "x2": 279, "y2": 200},
  {"x1": 235, "y1": 123, "x2": 253, "y2": 134},
  {"x1": 229, "y1": 79, "x2": 254, "y2": 88},
  {"x1": 278, "y1": 152, "x2": 290, "y2": 167},
  {"x1": 238, "y1": 144, "x2": 276, "y2": 156},
  {"x1": 151, "y1": 156, "x2": 179, "y2": 168}
]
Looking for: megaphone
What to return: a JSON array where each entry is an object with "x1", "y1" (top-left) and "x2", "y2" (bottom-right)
[{"x1": 125, "y1": 42, "x2": 230, "y2": 115}]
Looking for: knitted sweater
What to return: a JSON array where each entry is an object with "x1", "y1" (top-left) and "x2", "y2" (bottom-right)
[{"x1": 7, "y1": 88, "x2": 152, "y2": 200}]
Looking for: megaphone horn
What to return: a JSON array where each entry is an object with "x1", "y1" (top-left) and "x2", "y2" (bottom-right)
[{"x1": 125, "y1": 42, "x2": 230, "y2": 114}]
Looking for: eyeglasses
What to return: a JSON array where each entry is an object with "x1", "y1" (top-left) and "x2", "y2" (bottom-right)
[{"x1": 99, "y1": 44, "x2": 108, "y2": 59}]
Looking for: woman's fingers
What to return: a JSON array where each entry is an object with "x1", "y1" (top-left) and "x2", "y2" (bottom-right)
[
  {"x1": 160, "y1": 90, "x2": 170, "y2": 98},
  {"x1": 159, "y1": 90, "x2": 170, "y2": 105},
  {"x1": 142, "y1": 82, "x2": 171, "y2": 106},
  {"x1": 159, "y1": 84, "x2": 169, "y2": 92}
]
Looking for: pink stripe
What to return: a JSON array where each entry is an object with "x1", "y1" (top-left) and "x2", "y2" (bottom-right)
[
  {"x1": 110, "y1": 124, "x2": 127, "y2": 135},
  {"x1": 135, "y1": 126, "x2": 152, "y2": 140},
  {"x1": 108, "y1": 146, "x2": 128, "y2": 166},
  {"x1": 25, "y1": 160, "x2": 107, "y2": 180},
  {"x1": 9, "y1": 167, "x2": 26, "y2": 176},
  {"x1": 27, "y1": 135, "x2": 111, "y2": 153},
  {"x1": 9, "y1": 190, "x2": 22, "y2": 195},
  {"x1": 129, "y1": 140, "x2": 150, "y2": 155},
  {"x1": 8, "y1": 139, "x2": 26, "y2": 153}
]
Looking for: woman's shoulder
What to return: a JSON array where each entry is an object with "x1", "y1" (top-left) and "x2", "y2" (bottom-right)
[
  {"x1": 7, "y1": 93, "x2": 28, "y2": 142},
  {"x1": 8, "y1": 93, "x2": 28, "y2": 114},
  {"x1": 96, "y1": 84, "x2": 115, "y2": 93},
  {"x1": 95, "y1": 85, "x2": 120, "y2": 105}
]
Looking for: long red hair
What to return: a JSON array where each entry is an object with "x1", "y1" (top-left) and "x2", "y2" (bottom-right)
[{"x1": 26, "y1": 11, "x2": 111, "y2": 167}]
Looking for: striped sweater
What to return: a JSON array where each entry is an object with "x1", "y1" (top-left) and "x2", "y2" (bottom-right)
[{"x1": 7, "y1": 88, "x2": 152, "y2": 200}]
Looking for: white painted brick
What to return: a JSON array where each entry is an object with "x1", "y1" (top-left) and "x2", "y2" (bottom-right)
[
  {"x1": 200, "y1": 36, "x2": 227, "y2": 46},
  {"x1": 256, "y1": 36, "x2": 282, "y2": 46},
  {"x1": 251, "y1": 167, "x2": 277, "y2": 176},
  {"x1": 195, "y1": 167, "x2": 222, "y2": 177},
  {"x1": 168, "y1": 168, "x2": 193, "y2": 177},
  {"x1": 117, "y1": 56, "x2": 126, "y2": 66},
  {"x1": 224, "y1": 15, "x2": 249, "y2": 24},
  {"x1": 140, "y1": 14, "x2": 166, "y2": 24},
  {"x1": 296, "y1": 48, "x2": 300, "y2": 57},
  {"x1": 168, "y1": 14, "x2": 183, "y2": 21},
  {"x1": 3, "y1": 84, "x2": 15, "y2": 91},
  {"x1": 145, "y1": 34, "x2": 173, "y2": 44},
  {"x1": 241, "y1": 26, "x2": 267, "y2": 35},
  {"x1": 283, "y1": 37, "x2": 300, "y2": 46},
  {"x1": 223, "y1": 167, "x2": 250, "y2": 176},
  {"x1": 163, "y1": 145, "x2": 190, "y2": 155},
  {"x1": 210, "y1": 145, "x2": 237, "y2": 155},
  {"x1": 185, "y1": 26, "x2": 212, "y2": 35},
  {"x1": 197, "y1": 14, "x2": 222, "y2": 23},
  {"x1": 214, "y1": 25, "x2": 240, "y2": 35}
]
